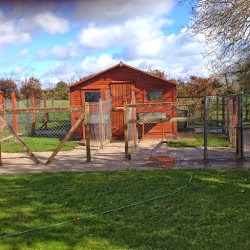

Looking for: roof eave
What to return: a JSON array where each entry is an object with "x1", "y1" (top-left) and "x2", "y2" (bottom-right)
[{"x1": 69, "y1": 61, "x2": 177, "y2": 88}]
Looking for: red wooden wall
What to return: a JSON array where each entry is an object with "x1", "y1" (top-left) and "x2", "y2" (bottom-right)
[{"x1": 0, "y1": 91, "x2": 3, "y2": 108}]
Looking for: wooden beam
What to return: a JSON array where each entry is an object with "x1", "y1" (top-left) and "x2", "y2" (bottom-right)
[
  {"x1": 45, "y1": 112, "x2": 85, "y2": 165},
  {"x1": 99, "y1": 98, "x2": 104, "y2": 149},
  {"x1": 85, "y1": 103, "x2": 91, "y2": 162},
  {"x1": 127, "y1": 101, "x2": 200, "y2": 108},
  {"x1": 127, "y1": 116, "x2": 200, "y2": 124},
  {"x1": 124, "y1": 102, "x2": 130, "y2": 159},
  {"x1": 128, "y1": 118, "x2": 170, "y2": 124},
  {"x1": 11, "y1": 92, "x2": 18, "y2": 133},
  {"x1": 131, "y1": 97, "x2": 137, "y2": 148},
  {"x1": 0, "y1": 106, "x2": 85, "y2": 115}
]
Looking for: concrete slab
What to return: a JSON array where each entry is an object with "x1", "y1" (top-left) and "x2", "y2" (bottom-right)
[{"x1": 0, "y1": 140, "x2": 249, "y2": 174}]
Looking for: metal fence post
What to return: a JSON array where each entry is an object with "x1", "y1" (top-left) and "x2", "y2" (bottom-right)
[
  {"x1": 232, "y1": 97, "x2": 237, "y2": 148},
  {"x1": 204, "y1": 97, "x2": 208, "y2": 160},
  {"x1": 236, "y1": 96, "x2": 243, "y2": 159}
]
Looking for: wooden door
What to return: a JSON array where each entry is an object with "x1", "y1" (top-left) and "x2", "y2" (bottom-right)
[{"x1": 110, "y1": 82, "x2": 134, "y2": 140}]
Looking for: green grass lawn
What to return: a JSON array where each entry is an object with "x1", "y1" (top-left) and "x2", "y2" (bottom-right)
[
  {"x1": 0, "y1": 169, "x2": 249, "y2": 249},
  {"x1": 167, "y1": 134, "x2": 231, "y2": 148},
  {"x1": 0, "y1": 130, "x2": 10, "y2": 139},
  {"x1": 1, "y1": 137, "x2": 78, "y2": 152}
]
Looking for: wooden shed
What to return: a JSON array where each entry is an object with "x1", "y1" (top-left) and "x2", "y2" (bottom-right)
[{"x1": 69, "y1": 61, "x2": 177, "y2": 140}]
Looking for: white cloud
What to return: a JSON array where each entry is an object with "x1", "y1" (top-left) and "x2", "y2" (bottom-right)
[
  {"x1": 80, "y1": 54, "x2": 118, "y2": 74},
  {"x1": 74, "y1": 0, "x2": 174, "y2": 24},
  {"x1": 0, "y1": 17, "x2": 31, "y2": 45},
  {"x1": 19, "y1": 48, "x2": 29, "y2": 57},
  {"x1": 42, "y1": 61, "x2": 79, "y2": 86},
  {"x1": 33, "y1": 11, "x2": 69, "y2": 34},
  {"x1": 79, "y1": 17, "x2": 172, "y2": 54},
  {"x1": 79, "y1": 25, "x2": 123, "y2": 49},
  {"x1": 37, "y1": 43, "x2": 79, "y2": 59},
  {"x1": 0, "y1": 0, "x2": 210, "y2": 85},
  {"x1": 78, "y1": 25, "x2": 209, "y2": 79},
  {"x1": 11, "y1": 66, "x2": 22, "y2": 75}
]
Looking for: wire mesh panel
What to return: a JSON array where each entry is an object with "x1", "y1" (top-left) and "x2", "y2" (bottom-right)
[
  {"x1": 85, "y1": 99, "x2": 112, "y2": 156},
  {"x1": 0, "y1": 95, "x2": 112, "y2": 165},
  {"x1": 126, "y1": 101, "x2": 203, "y2": 159},
  {"x1": 203, "y1": 95, "x2": 249, "y2": 160},
  {"x1": 243, "y1": 95, "x2": 250, "y2": 158},
  {"x1": 0, "y1": 105, "x2": 86, "y2": 165}
]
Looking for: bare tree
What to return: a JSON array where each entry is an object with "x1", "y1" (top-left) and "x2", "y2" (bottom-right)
[
  {"x1": 180, "y1": 0, "x2": 250, "y2": 63},
  {"x1": 20, "y1": 77, "x2": 42, "y2": 99},
  {"x1": 179, "y1": 0, "x2": 250, "y2": 93},
  {"x1": 0, "y1": 77, "x2": 18, "y2": 99}
]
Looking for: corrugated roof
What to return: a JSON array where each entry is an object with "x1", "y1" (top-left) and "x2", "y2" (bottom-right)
[{"x1": 68, "y1": 61, "x2": 176, "y2": 88}]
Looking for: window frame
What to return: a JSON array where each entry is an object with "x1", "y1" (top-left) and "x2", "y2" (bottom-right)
[
  {"x1": 145, "y1": 89, "x2": 163, "y2": 102},
  {"x1": 83, "y1": 90, "x2": 101, "y2": 103}
]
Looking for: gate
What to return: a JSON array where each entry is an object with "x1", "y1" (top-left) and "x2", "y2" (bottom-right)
[
  {"x1": 243, "y1": 95, "x2": 250, "y2": 158},
  {"x1": 204, "y1": 95, "x2": 250, "y2": 160}
]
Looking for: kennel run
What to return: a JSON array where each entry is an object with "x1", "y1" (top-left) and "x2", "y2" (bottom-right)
[{"x1": 0, "y1": 92, "x2": 249, "y2": 165}]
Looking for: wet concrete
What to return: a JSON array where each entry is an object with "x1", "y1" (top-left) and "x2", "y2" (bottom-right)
[{"x1": 0, "y1": 140, "x2": 249, "y2": 174}]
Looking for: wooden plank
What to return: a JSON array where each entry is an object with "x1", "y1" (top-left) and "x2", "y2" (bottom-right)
[
  {"x1": 44, "y1": 96, "x2": 48, "y2": 129},
  {"x1": 128, "y1": 118, "x2": 170, "y2": 124},
  {"x1": 161, "y1": 122, "x2": 164, "y2": 140},
  {"x1": 124, "y1": 102, "x2": 130, "y2": 159},
  {"x1": 45, "y1": 112, "x2": 85, "y2": 165},
  {"x1": 131, "y1": 97, "x2": 137, "y2": 148},
  {"x1": 11, "y1": 92, "x2": 18, "y2": 133},
  {"x1": 0, "y1": 115, "x2": 40, "y2": 165},
  {"x1": 128, "y1": 117, "x2": 200, "y2": 124},
  {"x1": 0, "y1": 106, "x2": 85, "y2": 115},
  {"x1": 169, "y1": 117, "x2": 201, "y2": 122},
  {"x1": 85, "y1": 103, "x2": 91, "y2": 162},
  {"x1": 99, "y1": 98, "x2": 104, "y2": 149},
  {"x1": 127, "y1": 101, "x2": 200, "y2": 108},
  {"x1": 31, "y1": 96, "x2": 36, "y2": 135}
]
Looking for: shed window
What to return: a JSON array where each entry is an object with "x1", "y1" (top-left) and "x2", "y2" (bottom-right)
[
  {"x1": 146, "y1": 90, "x2": 162, "y2": 101},
  {"x1": 84, "y1": 92, "x2": 100, "y2": 102}
]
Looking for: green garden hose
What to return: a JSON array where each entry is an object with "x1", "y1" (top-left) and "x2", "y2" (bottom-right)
[{"x1": 0, "y1": 173, "x2": 192, "y2": 240}]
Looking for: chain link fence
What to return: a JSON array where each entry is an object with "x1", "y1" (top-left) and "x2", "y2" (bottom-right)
[
  {"x1": 85, "y1": 99, "x2": 112, "y2": 156},
  {"x1": 0, "y1": 97, "x2": 112, "y2": 165},
  {"x1": 243, "y1": 95, "x2": 250, "y2": 158},
  {"x1": 204, "y1": 95, "x2": 250, "y2": 159},
  {"x1": 125, "y1": 100, "x2": 203, "y2": 158},
  {"x1": 1, "y1": 94, "x2": 249, "y2": 165}
]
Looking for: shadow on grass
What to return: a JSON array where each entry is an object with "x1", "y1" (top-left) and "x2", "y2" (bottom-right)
[{"x1": 0, "y1": 170, "x2": 249, "y2": 249}]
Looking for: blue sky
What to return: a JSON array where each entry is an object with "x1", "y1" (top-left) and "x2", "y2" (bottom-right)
[{"x1": 0, "y1": 0, "x2": 207, "y2": 88}]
